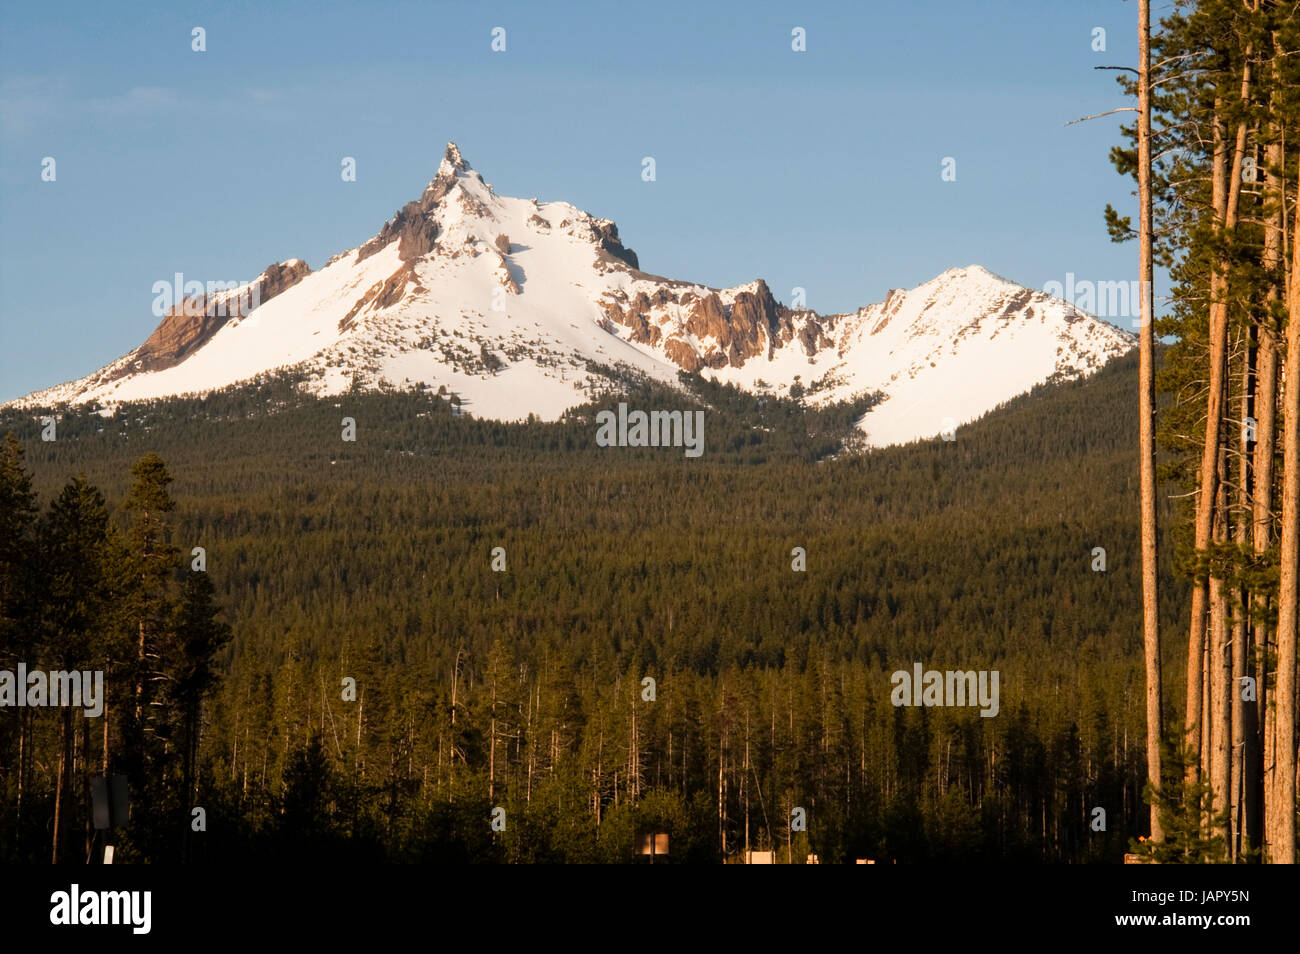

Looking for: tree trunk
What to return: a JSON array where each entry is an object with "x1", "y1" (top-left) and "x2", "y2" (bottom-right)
[
  {"x1": 489, "y1": 673, "x2": 497, "y2": 802},
  {"x1": 1253, "y1": 131, "x2": 1284, "y2": 854},
  {"x1": 51, "y1": 706, "x2": 69, "y2": 863},
  {"x1": 1267, "y1": 164, "x2": 1300, "y2": 864},
  {"x1": 1232, "y1": 336, "x2": 1252, "y2": 859},
  {"x1": 1211, "y1": 462, "x2": 1231, "y2": 843},
  {"x1": 1138, "y1": 0, "x2": 1163, "y2": 841},
  {"x1": 1188, "y1": 76, "x2": 1251, "y2": 795},
  {"x1": 1186, "y1": 101, "x2": 1231, "y2": 788}
]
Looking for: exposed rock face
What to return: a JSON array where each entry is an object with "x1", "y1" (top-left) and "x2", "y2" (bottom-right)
[
  {"x1": 588, "y1": 218, "x2": 638, "y2": 269},
  {"x1": 999, "y1": 288, "x2": 1036, "y2": 319},
  {"x1": 700, "y1": 284, "x2": 781, "y2": 364},
  {"x1": 597, "y1": 278, "x2": 833, "y2": 372},
  {"x1": 356, "y1": 143, "x2": 479, "y2": 263},
  {"x1": 663, "y1": 337, "x2": 703, "y2": 372},
  {"x1": 259, "y1": 259, "x2": 312, "y2": 300},
  {"x1": 796, "y1": 318, "x2": 834, "y2": 356},
  {"x1": 495, "y1": 253, "x2": 520, "y2": 295},
  {"x1": 340, "y1": 262, "x2": 425, "y2": 333},
  {"x1": 123, "y1": 259, "x2": 311, "y2": 376},
  {"x1": 357, "y1": 197, "x2": 442, "y2": 262}
]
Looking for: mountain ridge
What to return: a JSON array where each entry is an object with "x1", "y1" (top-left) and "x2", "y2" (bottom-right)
[{"x1": 6, "y1": 142, "x2": 1134, "y2": 447}]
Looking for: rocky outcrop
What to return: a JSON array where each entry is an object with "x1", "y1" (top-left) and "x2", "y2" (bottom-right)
[
  {"x1": 339, "y1": 262, "x2": 425, "y2": 333},
  {"x1": 588, "y1": 218, "x2": 639, "y2": 269},
  {"x1": 663, "y1": 337, "x2": 703, "y2": 372},
  {"x1": 357, "y1": 143, "x2": 476, "y2": 263},
  {"x1": 357, "y1": 197, "x2": 442, "y2": 263},
  {"x1": 599, "y1": 278, "x2": 817, "y2": 371},
  {"x1": 120, "y1": 259, "x2": 311, "y2": 377},
  {"x1": 698, "y1": 284, "x2": 784, "y2": 364},
  {"x1": 495, "y1": 253, "x2": 520, "y2": 295},
  {"x1": 259, "y1": 259, "x2": 311, "y2": 300},
  {"x1": 795, "y1": 318, "x2": 834, "y2": 356}
]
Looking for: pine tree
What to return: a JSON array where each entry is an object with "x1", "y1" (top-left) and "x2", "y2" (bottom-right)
[
  {"x1": 1133, "y1": 742, "x2": 1231, "y2": 863},
  {"x1": 168, "y1": 570, "x2": 232, "y2": 824},
  {"x1": 118, "y1": 454, "x2": 180, "y2": 807},
  {"x1": 0, "y1": 433, "x2": 39, "y2": 853},
  {"x1": 40, "y1": 475, "x2": 114, "y2": 862}
]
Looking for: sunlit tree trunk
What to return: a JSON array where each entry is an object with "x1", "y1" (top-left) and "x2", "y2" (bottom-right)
[
  {"x1": 1267, "y1": 162, "x2": 1300, "y2": 864},
  {"x1": 1138, "y1": 0, "x2": 1164, "y2": 841},
  {"x1": 1187, "y1": 100, "x2": 1231, "y2": 791}
]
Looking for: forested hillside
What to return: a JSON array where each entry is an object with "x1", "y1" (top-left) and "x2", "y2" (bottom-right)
[{"x1": 0, "y1": 354, "x2": 1186, "y2": 863}]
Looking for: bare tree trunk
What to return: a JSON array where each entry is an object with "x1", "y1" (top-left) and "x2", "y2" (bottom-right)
[
  {"x1": 718, "y1": 721, "x2": 726, "y2": 857},
  {"x1": 1187, "y1": 103, "x2": 1231, "y2": 788},
  {"x1": 1209, "y1": 76, "x2": 1252, "y2": 843},
  {"x1": 1203, "y1": 643, "x2": 1212, "y2": 790},
  {"x1": 52, "y1": 706, "x2": 69, "y2": 863},
  {"x1": 526, "y1": 683, "x2": 535, "y2": 804},
  {"x1": 742, "y1": 710, "x2": 750, "y2": 857},
  {"x1": 1267, "y1": 164, "x2": 1300, "y2": 864},
  {"x1": 1232, "y1": 330, "x2": 1253, "y2": 859},
  {"x1": 1254, "y1": 132, "x2": 1284, "y2": 855},
  {"x1": 102, "y1": 698, "x2": 109, "y2": 774},
  {"x1": 1138, "y1": 0, "x2": 1163, "y2": 841},
  {"x1": 1252, "y1": 321, "x2": 1278, "y2": 850},
  {"x1": 355, "y1": 691, "x2": 363, "y2": 778},
  {"x1": 1211, "y1": 462, "x2": 1231, "y2": 843},
  {"x1": 135, "y1": 519, "x2": 151, "y2": 731},
  {"x1": 1188, "y1": 72, "x2": 1252, "y2": 795},
  {"x1": 489, "y1": 673, "x2": 497, "y2": 802},
  {"x1": 82, "y1": 716, "x2": 92, "y2": 862},
  {"x1": 16, "y1": 709, "x2": 27, "y2": 843}
]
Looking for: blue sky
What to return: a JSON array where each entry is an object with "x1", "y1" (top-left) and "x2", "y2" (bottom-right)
[{"x1": 0, "y1": 0, "x2": 1148, "y2": 403}]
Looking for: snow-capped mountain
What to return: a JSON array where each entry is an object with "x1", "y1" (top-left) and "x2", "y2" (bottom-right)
[{"x1": 8, "y1": 143, "x2": 1134, "y2": 446}]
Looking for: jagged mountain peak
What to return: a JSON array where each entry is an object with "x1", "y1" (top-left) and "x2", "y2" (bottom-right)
[
  {"x1": 439, "y1": 141, "x2": 470, "y2": 175},
  {"x1": 355, "y1": 146, "x2": 510, "y2": 264},
  {"x1": 6, "y1": 143, "x2": 1133, "y2": 448},
  {"x1": 423, "y1": 141, "x2": 490, "y2": 202}
]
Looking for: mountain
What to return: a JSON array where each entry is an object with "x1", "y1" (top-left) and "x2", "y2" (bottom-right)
[{"x1": 7, "y1": 142, "x2": 1134, "y2": 446}]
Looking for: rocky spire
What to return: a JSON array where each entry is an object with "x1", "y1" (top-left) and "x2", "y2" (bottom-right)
[
  {"x1": 416, "y1": 141, "x2": 478, "y2": 208},
  {"x1": 436, "y1": 141, "x2": 470, "y2": 179}
]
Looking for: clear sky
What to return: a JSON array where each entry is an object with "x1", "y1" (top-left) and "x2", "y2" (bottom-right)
[{"x1": 0, "y1": 0, "x2": 1150, "y2": 403}]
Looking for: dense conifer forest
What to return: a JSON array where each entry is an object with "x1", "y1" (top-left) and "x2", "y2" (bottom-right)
[{"x1": 0, "y1": 354, "x2": 1192, "y2": 863}]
